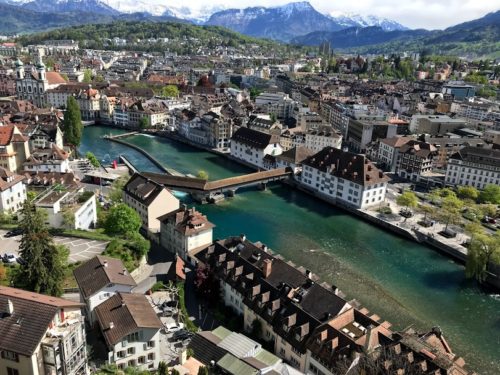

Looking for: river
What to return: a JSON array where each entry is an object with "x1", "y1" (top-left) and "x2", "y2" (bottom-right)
[{"x1": 81, "y1": 126, "x2": 500, "y2": 374}]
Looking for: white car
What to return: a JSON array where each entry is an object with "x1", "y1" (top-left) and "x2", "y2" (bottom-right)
[
  {"x1": 164, "y1": 322, "x2": 184, "y2": 333},
  {"x1": 2, "y1": 253, "x2": 17, "y2": 263}
]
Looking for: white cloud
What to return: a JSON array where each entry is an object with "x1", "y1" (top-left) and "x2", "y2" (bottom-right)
[{"x1": 107, "y1": 0, "x2": 500, "y2": 29}]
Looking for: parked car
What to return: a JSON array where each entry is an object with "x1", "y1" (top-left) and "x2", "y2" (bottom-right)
[
  {"x1": 161, "y1": 300, "x2": 178, "y2": 309},
  {"x1": 172, "y1": 329, "x2": 193, "y2": 341},
  {"x1": 4, "y1": 228, "x2": 23, "y2": 237},
  {"x1": 164, "y1": 322, "x2": 184, "y2": 333},
  {"x1": 2, "y1": 253, "x2": 17, "y2": 263}
]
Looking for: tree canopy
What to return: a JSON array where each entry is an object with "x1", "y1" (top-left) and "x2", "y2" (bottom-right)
[
  {"x1": 479, "y1": 184, "x2": 500, "y2": 204},
  {"x1": 63, "y1": 96, "x2": 83, "y2": 147},
  {"x1": 104, "y1": 203, "x2": 141, "y2": 236},
  {"x1": 15, "y1": 199, "x2": 67, "y2": 296},
  {"x1": 161, "y1": 85, "x2": 179, "y2": 98},
  {"x1": 86, "y1": 151, "x2": 100, "y2": 168},
  {"x1": 396, "y1": 191, "x2": 418, "y2": 209}
]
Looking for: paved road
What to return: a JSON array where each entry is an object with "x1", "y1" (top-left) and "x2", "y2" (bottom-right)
[{"x1": 0, "y1": 230, "x2": 108, "y2": 264}]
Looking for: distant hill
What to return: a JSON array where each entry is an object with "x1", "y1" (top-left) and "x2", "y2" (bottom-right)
[{"x1": 292, "y1": 10, "x2": 500, "y2": 58}]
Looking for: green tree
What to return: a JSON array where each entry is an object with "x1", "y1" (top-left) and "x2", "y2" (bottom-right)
[
  {"x1": 457, "y1": 186, "x2": 479, "y2": 201},
  {"x1": 197, "y1": 367, "x2": 209, "y2": 375},
  {"x1": 82, "y1": 68, "x2": 93, "y2": 83},
  {"x1": 197, "y1": 170, "x2": 209, "y2": 180},
  {"x1": 126, "y1": 231, "x2": 150, "y2": 258},
  {"x1": 139, "y1": 117, "x2": 149, "y2": 129},
  {"x1": 0, "y1": 264, "x2": 7, "y2": 285},
  {"x1": 396, "y1": 191, "x2": 418, "y2": 210},
  {"x1": 161, "y1": 85, "x2": 179, "y2": 98},
  {"x1": 438, "y1": 195, "x2": 464, "y2": 230},
  {"x1": 16, "y1": 200, "x2": 67, "y2": 296},
  {"x1": 104, "y1": 203, "x2": 141, "y2": 236},
  {"x1": 108, "y1": 176, "x2": 128, "y2": 204},
  {"x1": 86, "y1": 151, "x2": 100, "y2": 168},
  {"x1": 171, "y1": 369, "x2": 180, "y2": 375},
  {"x1": 63, "y1": 96, "x2": 83, "y2": 148},
  {"x1": 466, "y1": 231, "x2": 500, "y2": 283},
  {"x1": 479, "y1": 184, "x2": 500, "y2": 204},
  {"x1": 157, "y1": 361, "x2": 168, "y2": 375}
]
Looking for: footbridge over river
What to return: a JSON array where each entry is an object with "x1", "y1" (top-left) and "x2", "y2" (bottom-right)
[{"x1": 142, "y1": 167, "x2": 293, "y2": 203}]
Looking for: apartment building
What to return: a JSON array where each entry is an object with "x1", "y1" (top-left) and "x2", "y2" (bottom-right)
[
  {"x1": 73, "y1": 255, "x2": 137, "y2": 321},
  {"x1": 230, "y1": 127, "x2": 283, "y2": 169},
  {"x1": 396, "y1": 140, "x2": 438, "y2": 181},
  {"x1": 445, "y1": 147, "x2": 500, "y2": 189},
  {"x1": 123, "y1": 173, "x2": 180, "y2": 233},
  {"x1": 304, "y1": 128, "x2": 342, "y2": 153},
  {"x1": 95, "y1": 293, "x2": 162, "y2": 371},
  {"x1": 194, "y1": 237, "x2": 474, "y2": 375},
  {"x1": 346, "y1": 119, "x2": 397, "y2": 153},
  {"x1": 299, "y1": 147, "x2": 390, "y2": 209},
  {"x1": 377, "y1": 136, "x2": 413, "y2": 171},
  {"x1": 23, "y1": 144, "x2": 70, "y2": 173},
  {"x1": 0, "y1": 167, "x2": 26, "y2": 213},
  {"x1": 409, "y1": 115, "x2": 466, "y2": 135},
  {"x1": 0, "y1": 286, "x2": 88, "y2": 375},
  {"x1": 0, "y1": 124, "x2": 31, "y2": 173},
  {"x1": 159, "y1": 205, "x2": 214, "y2": 264}
]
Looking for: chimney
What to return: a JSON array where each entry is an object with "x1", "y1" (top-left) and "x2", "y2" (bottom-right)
[
  {"x1": 240, "y1": 233, "x2": 246, "y2": 242},
  {"x1": 179, "y1": 348, "x2": 188, "y2": 365},
  {"x1": 122, "y1": 268, "x2": 127, "y2": 275},
  {"x1": 262, "y1": 259, "x2": 272, "y2": 278},
  {"x1": 109, "y1": 322, "x2": 114, "y2": 330},
  {"x1": 7, "y1": 299, "x2": 14, "y2": 315},
  {"x1": 305, "y1": 269, "x2": 312, "y2": 279},
  {"x1": 103, "y1": 260, "x2": 108, "y2": 268}
]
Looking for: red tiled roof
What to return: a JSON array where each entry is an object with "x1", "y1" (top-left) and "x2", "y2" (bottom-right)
[
  {"x1": 46, "y1": 72, "x2": 67, "y2": 85},
  {"x1": 0, "y1": 125, "x2": 14, "y2": 146}
]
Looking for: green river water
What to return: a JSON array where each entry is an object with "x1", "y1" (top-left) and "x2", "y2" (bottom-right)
[{"x1": 81, "y1": 126, "x2": 500, "y2": 373}]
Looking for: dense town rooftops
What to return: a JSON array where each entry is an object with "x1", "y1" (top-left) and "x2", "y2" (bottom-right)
[
  {"x1": 399, "y1": 140, "x2": 438, "y2": 158},
  {"x1": 275, "y1": 146, "x2": 314, "y2": 165},
  {"x1": 73, "y1": 255, "x2": 136, "y2": 299},
  {"x1": 302, "y1": 147, "x2": 390, "y2": 187},
  {"x1": 95, "y1": 292, "x2": 162, "y2": 347},
  {"x1": 0, "y1": 286, "x2": 83, "y2": 356}
]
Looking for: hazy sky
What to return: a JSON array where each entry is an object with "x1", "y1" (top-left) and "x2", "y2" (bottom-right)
[{"x1": 150, "y1": 0, "x2": 500, "y2": 29}]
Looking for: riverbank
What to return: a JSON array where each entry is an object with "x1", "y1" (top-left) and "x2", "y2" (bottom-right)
[{"x1": 80, "y1": 126, "x2": 500, "y2": 374}]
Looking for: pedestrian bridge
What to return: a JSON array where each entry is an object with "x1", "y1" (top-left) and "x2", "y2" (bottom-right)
[{"x1": 141, "y1": 167, "x2": 293, "y2": 202}]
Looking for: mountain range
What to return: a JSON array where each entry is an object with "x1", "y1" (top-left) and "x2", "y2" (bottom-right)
[
  {"x1": 0, "y1": 0, "x2": 408, "y2": 39},
  {"x1": 0, "y1": 0, "x2": 498, "y2": 58},
  {"x1": 292, "y1": 10, "x2": 500, "y2": 58}
]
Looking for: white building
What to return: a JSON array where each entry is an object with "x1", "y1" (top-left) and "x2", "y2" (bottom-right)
[
  {"x1": 23, "y1": 144, "x2": 71, "y2": 173},
  {"x1": 159, "y1": 205, "x2": 214, "y2": 265},
  {"x1": 304, "y1": 128, "x2": 342, "y2": 153},
  {"x1": 95, "y1": 293, "x2": 162, "y2": 371},
  {"x1": 230, "y1": 127, "x2": 283, "y2": 169},
  {"x1": 15, "y1": 58, "x2": 67, "y2": 108},
  {"x1": 35, "y1": 189, "x2": 97, "y2": 230},
  {"x1": 0, "y1": 286, "x2": 88, "y2": 375},
  {"x1": 445, "y1": 147, "x2": 500, "y2": 190},
  {"x1": 0, "y1": 167, "x2": 26, "y2": 213},
  {"x1": 377, "y1": 136, "x2": 413, "y2": 171},
  {"x1": 73, "y1": 255, "x2": 137, "y2": 322},
  {"x1": 299, "y1": 147, "x2": 390, "y2": 209},
  {"x1": 123, "y1": 173, "x2": 180, "y2": 233}
]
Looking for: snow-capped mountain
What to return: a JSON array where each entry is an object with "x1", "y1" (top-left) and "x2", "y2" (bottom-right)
[
  {"x1": 205, "y1": 2, "x2": 347, "y2": 42},
  {"x1": 2, "y1": 0, "x2": 119, "y2": 15},
  {"x1": 332, "y1": 13, "x2": 409, "y2": 31}
]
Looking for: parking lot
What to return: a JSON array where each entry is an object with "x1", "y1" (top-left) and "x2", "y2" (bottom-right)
[{"x1": 0, "y1": 230, "x2": 108, "y2": 264}]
